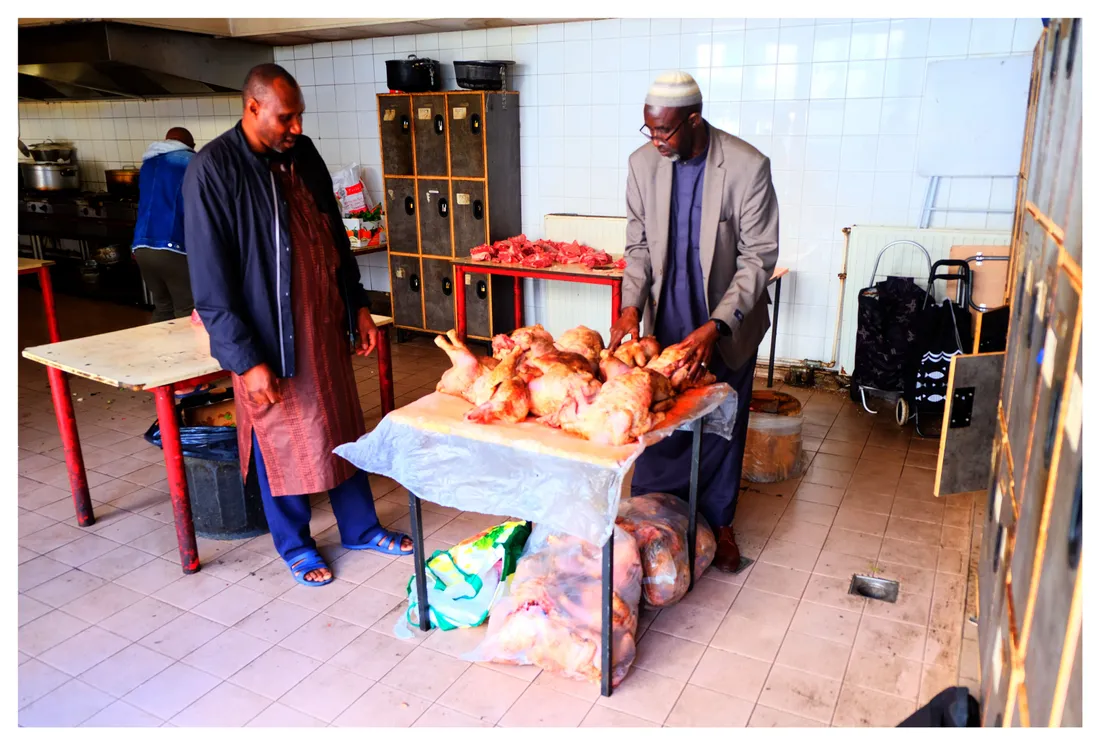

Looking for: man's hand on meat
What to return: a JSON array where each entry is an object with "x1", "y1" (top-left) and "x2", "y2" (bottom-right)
[{"x1": 608, "y1": 306, "x2": 641, "y2": 352}]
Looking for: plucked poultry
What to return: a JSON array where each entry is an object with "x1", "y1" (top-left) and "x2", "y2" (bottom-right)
[
  {"x1": 472, "y1": 527, "x2": 643, "y2": 688},
  {"x1": 554, "y1": 326, "x2": 605, "y2": 373},
  {"x1": 465, "y1": 347, "x2": 531, "y2": 424},
  {"x1": 611, "y1": 336, "x2": 662, "y2": 368},
  {"x1": 645, "y1": 344, "x2": 718, "y2": 392},
  {"x1": 492, "y1": 324, "x2": 556, "y2": 361},
  {"x1": 559, "y1": 367, "x2": 667, "y2": 446},
  {"x1": 435, "y1": 330, "x2": 499, "y2": 402},
  {"x1": 518, "y1": 351, "x2": 602, "y2": 427},
  {"x1": 616, "y1": 493, "x2": 717, "y2": 608}
]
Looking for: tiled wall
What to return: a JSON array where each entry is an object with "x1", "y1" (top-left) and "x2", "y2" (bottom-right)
[{"x1": 17, "y1": 18, "x2": 1044, "y2": 359}]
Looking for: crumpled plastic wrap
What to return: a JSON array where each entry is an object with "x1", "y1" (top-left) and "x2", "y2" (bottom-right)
[
  {"x1": 334, "y1": 385, "x2": 734, "y2": 547},
  {"x1": 616, "y1": 493, "x2": 716, "y2": 608},
  {"x1": 743, "y1": 410, "x2": 804, "y2": 483},
  {"x1": 463, "y1": 524, "x2": 643, "y2": 688}
]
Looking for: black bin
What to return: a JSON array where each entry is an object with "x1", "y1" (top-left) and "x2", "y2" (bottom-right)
[{"x1": 144, "y1": 389, "x2": 269, "y2": 541}]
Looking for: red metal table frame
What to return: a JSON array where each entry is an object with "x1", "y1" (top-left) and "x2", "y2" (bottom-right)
[{"x1": 22, "y1": 316, "x2": 396, "y2": 574}]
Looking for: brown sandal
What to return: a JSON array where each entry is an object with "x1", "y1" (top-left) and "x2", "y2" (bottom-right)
[{"x1": 710, "y1": 527, "x2": 744, "y2": 574}]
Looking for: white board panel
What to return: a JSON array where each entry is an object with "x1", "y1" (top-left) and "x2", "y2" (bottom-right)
[{"x1": 917, "y1": 55, "x2": 1033, "y2": 178}]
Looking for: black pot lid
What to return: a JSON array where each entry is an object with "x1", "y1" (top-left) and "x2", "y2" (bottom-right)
[{"x1": 454, "y1": 60, "x2": 516, "y2": 66}]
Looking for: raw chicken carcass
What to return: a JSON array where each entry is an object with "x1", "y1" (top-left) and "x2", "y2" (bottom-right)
[
  {"x1": 435, "y1": 330, "x2": 499, "y2": 401},
  {"x1": 554, "y1": 326, "x2": 605, "y2": 373},
  {"x1": 519, "y1": 351, "x2": 603, "y2": 427},
  {"x1": 560, "y1": 367, "x2": 666, "y2": 446},
  {"x1": 598, "y1": 349, "x2": 634, "y2": 382},
  {"x1": 465, "y1": 347, "x2": 531, "y2": 424},
  {"x1": 616, "y1": 493, "x2": 717, "y2": 608},
  {"x1": 471, "y1": 527, "x2": 643, "y2": 688},
  {"x1": 645, "y1": 344, "x2": 717, "y2": 391},
  {"x1": 492, "y1": 324, "x2": 556, "y2": 361},
  {"x1": 612, "y1": 336, "x2": 661, "y2": 367}
]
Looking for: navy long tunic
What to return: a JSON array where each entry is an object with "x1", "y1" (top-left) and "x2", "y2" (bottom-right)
[{"x1": 631, "y1": 145, "x2": 756, "y2": 530}]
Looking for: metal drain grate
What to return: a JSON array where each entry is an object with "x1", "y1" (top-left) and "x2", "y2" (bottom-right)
[{"x1": 849, "y1": 574, "x2": 900, "y2": 603}]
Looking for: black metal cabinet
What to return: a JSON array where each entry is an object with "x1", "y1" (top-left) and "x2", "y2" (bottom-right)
[
  {"x1": 462, "y1": 270, "x2": 492, "y2": 340},
  {"x1": 451, "y1": 180, "x2": 488, "y2": 258},
  {"x1": 422, "y1": 256, "x2": 456, "y2": 333},
  {"x1": 412, "y1": 94, "x2": 449, "y2": 178},
  {"x1": 417, "y1": 179, "x2": 452, "y2": 257},
  {"x1": 448, "y1": 93, "x2": 486, "y2": 179},
  {"x1": 384, "y1": 177, "x2": 418, "y2": 252},
  {"x1": 389, "y1": 254, "x2": 423, "y2": 330},
  {"x1": 378, "y1": 96, "x2": 414, "y2": 176}
]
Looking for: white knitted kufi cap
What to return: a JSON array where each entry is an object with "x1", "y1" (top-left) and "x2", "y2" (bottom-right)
[{"x1": 644, "y1": 71, "x2": 703, "y2": 108}]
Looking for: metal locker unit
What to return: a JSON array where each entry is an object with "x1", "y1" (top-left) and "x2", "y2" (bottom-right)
[
  {"x1": 389, "y1": 254, "x2": 423, "y2": 330},
  {"x1": 378, "y1": 91, "x2": 521, "y2": 340},
  {"x1": 977, "y1": 18, "x2": 1082, "y2": 728}
]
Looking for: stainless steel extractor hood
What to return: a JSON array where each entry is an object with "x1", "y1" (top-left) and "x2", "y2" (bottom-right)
[{"x1": 18, "y1": 20, "x2": 274, "y2": 101}]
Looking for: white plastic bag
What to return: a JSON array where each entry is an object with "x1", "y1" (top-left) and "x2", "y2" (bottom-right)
[{"x1": 331, "y1": 162, "x2": 368, "y2": 215}]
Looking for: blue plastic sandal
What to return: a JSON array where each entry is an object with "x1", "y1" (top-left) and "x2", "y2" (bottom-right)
[
  {"x1": 286, "y1": 549, "x2": 334, "y2": 587},
  {"x1": 343, "y1": 527, "x2": 414, "y2": 556}
]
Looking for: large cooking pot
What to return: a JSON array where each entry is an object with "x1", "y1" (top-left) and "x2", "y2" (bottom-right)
[
  {"x1": 385, "y1": 55, "x2": 441, "y2": 93},
  {"x1": 454, "y1": 60, "x2": 515, "y2": 91},
  {"x1": 28, "y1": 139, "x2": 74, "y2": 163},
  {"x1": 106, "y1": 167, "x2": 141, "y2": 196},
  {"x1": 21, "y1": 162, "x2": 80, "y2": 192}
]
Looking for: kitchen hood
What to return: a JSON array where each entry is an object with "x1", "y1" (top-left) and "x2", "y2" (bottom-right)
[{"x1": 18, "y1": 20, "x2": 274, "y2": 101}]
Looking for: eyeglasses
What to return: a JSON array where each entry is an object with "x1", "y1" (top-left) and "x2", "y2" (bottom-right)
[{"x1": 639, "y1": 117, "x2": 687, "y2": 143}]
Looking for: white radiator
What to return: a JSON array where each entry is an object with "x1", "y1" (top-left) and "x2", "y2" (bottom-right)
[
  {"x1": 539, "y1": 214, "x2": 628, "y2": 340},
  {"x1": 836, "y1": 225, "x2": 1011, "y2": 375}
]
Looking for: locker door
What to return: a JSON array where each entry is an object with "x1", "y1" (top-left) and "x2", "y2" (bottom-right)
[
  {"x1": 451, "y1": 179, "x2": 488, "y2": 258},
  {"x1": 378, "y1": 95, "x2": 414, "y2": 176},
  {"x1": 461, "y1": 270, "x2": 492, "y2": 340},
  {"x1": 422, "y1": 257, "x2": 456, "y2": 333},
  {"x1": 389, "y1": 255, "x2": 423, "y2": 329},
  {"x1": 384, "y1": 178, "x2": 419, "y2": 253},
  {"x1": 417, "y1": 179, "x2": 452, "y2": 257},
  {"x1": 412, "y1": 94, "x2": 449, "y2": 177},
  {"x1": 447, "y1": 92, "x2": 486, "y2": 178}
]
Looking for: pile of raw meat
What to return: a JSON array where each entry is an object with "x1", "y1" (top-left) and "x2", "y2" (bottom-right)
[
  {"x1": 434, "y1": 324, "x2": 717, "y2": 446},
  {"x1": 469, "y1": 234, "x2": 627, "y2": 270},
  {"x1": 470, "y1": 526, "x2": 643, "y2": 688}
]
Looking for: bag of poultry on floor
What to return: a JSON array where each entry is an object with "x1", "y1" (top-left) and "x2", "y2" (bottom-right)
[
  {"x1": 465, "y1": 525, "x2": 643, "y2": 689},
  {"x1": 616, "y1": 492, "x2": 717, "y2": 608},
  {"x1": 396, "y1": 520, "x2": 531, "y2": 639}
]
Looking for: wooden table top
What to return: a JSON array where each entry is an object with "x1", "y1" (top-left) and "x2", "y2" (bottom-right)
[
  {"x1": 454, "y1": 257, "x2": 790, "y2": 284},
  {"x1": 18, "y1": 258, "x2": 55, "y2": 272},
  {"x1": 23, "y1": 314, "x2": 395, "y2": 391}
]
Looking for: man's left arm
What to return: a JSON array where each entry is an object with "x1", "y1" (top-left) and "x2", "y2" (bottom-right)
[{"x1": 710, "y1": 156, "x2": 780, "y2": 334}]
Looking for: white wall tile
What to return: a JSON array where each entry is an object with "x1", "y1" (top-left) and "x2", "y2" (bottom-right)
[
  {"x1": 802, "y1": 170, "x2": 839, "y2": 206},
  {"x1": 773, "y1": 100, "x2": 809, "y2": 135},
  {"x1": 771, "y1": 136, "x2": 807, "y2": 171},
  {"x1": 745, "y1": 27, "x2": 780, "y2": 65},
  {"x1": 1012, "y1": 19, "x2": 1044, "y2": 53},
  {"x1": 711, "y1": 31, "x2": 745, "y2": 67},
  {"x1": 805, "y1": 136, "x2": 842, "y2": 170},
  {"x1": 842, "y1": 98, "x2": 882, "y2": 136},
  {"x1": 883, "y1": 58, "x2": 928, "y2": 98},
  {"x1": 849, "y1": 21, "x2": 890, "y2": 61},
  {"x1": 888, "y1": 19, "x2": 930, "y2": 59},
  {"x1": 811, "y1": 62, "x2": 848, "y2": 99},
  {"x1": 592, "y1": 39, "x2": 621, "y2": 72},
  {"x1": 650, "y1": 35, "x2": 682, "y2": 71},
  {"x1": 969, "y1": 19, "x2": 1016, "y2": 56},
  {"x1": 807, "y1": 99, "x2": 845, "y2": 135},
  {"x1": 836, "y1": 171, "x2": 875, "y2": 207},
  {"x1": 879, "y1": 97, "x2": 922, "y2": 135},
  {"x1": 839, "y1": 135, "x2": 879, "y2": 171},
  {"x1": 743, "y1": 66, "x2": 778, "y2": 101},
  {"x1": 710, "y1": 67, "x2": 744, "y2": 101},
  {"x1": 741, "y1": 101, "x2": 775, "y2": 136},
  {"x1": 778, "y1": 25, "x2": 815, "y2": 64},
  {"x1": 814, "y1": 23, "x2": 852, "y2": 62},
  {"x1": 621, "y1": 19, "x2": 651, "y2": 37},
  {"x1": 846, "y1": 60, "x2": 886, "y2": 98},
  {"x1": 927, "y1": 19, "x2": 972, "y2": 57}
]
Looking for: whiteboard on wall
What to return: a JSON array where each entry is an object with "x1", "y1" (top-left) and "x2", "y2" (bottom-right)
[{"x1": 916, "y1": 55, "x2": 1033, "y2": 178}]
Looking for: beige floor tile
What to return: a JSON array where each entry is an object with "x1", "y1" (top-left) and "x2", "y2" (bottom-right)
[
  {"x1": 202, "y1": 548, "x2": 277, "y2": 585},
  {"x1": 532, "y1": 669, "x2": 602, "y2": 703},
  {"x1": 878, "y1": 538, "x2": 940, "y2": 571},
  {"x1": 171, "y1": 681, "x2": 273, "y2": 727},
  {"x1": 329, "y1": 628, "x2": 418, "y2": 680},
  {"x1": 25, "y1": 568, "x2": 107, "y2": 608},
  {"x1": 919, "y1": 664, "x2": 960, "y2": 707},
  {"x1": 93, "y1": 513, "x2": 164, "y2": 545},
  {"x1": 279, "y1": 613, "x2": 366, "y2": 662},
  {"x1": 748, "y1": 704, "x2": 822, "y2": 726},
  {"x1": 182, "y1": 628, "x2": 274, "y2": 679},
  {"x1": 152, "y1": 572, "x2": 234, "y2": 610},
  {"x1": 123, "y1": 662, "x2": 221, "y2": 720},
  {"x1": 437, "y1": 665, "x2": 531, "y2": 724},
  {"x1": 234, "y1": 559, "x2": 299, "y2": 599},
  {"x1": 230, "y1": 645, "x2": 323, "y2": 700},
  {"x1": 783, "y1": 499, "x2": 839, "y2": 527},
  {"x1": 855, "y1": 616, "x2": 928, "y2": 662},
  {"x1": 113, "y1": 557, "x2": 185, "y2": 594},
  {"x1": 191, "y1": 585, "x2": 272, "y2": 627},
  {"x1": 19, "y1": 522, "x2": 86, "y2": 555},
  {"x1": 19, "y1": 557, "x2": 73, "y2": 596},
  {"x1": 18, "y1": 658, "x2": 72, "y2": 709},
  {"x1": 279, "y1": 577, "x2": 357, "y2": 613},
  {"x1": 776, "y1": 630, "x2": 852, "y2": 681},
  {"x1": 647, "y1": 601, "x2": 724, "y2": 644},
  {"x1": 823, "y1": 526, "x2": 883, "y2": 561},
  {"x1": 802, "y1": 465, "x2": 853, "y2": 490},
  {"x1": 38, "y1": 626, "x2": 132, "y2": 676},
  {"x1": 844, "y1": 647, "x2": 922, "y2": 700},
  {"x1": 59, "y1": 582, "x2": 143, "y2": 624},
  {"x1": 18, "y1": 609, "x2": 90, "y2": 656},
  {"x1": 757, "y1": 664, "x2": 842, "y2": 723},
  {"x1": 863, "y1": 588, "x2": 932, "y2": 627},
  {"x1": 924, "y1": 625, "x2": 963, "y2": 671},
  {"x1": 759, "y1": 538, "x2": 822, "y2": 572},
  {"x1": 45, "y1": 534, "x2": 121, "y2": 567},
  {"x1": 792, "y1": 482, "x2": 847, "y2": 508},
  {"x1": 420, "y1": 624, "x2": 487, "y2": 659},
  {"x1": 801, "y1": 574, "x2": 866, "y2": 613},
  {"x1": 841, "y1": 490, "x2": 895, "y2": 515},
  {"x1": 245, "y1": 702, "x2": 327, "y2": 727},
  {"x1": 138, "y1": 612, "x2": 227, "y2": 659},
  {"x1": 19, "y1": 679, "x2": 116, "y2": 727},
  {"x1": 688, "y1": 646, "x2": 771, "y2": 702},
  {"x1": 677, "y1": 576, "x2": 742, "y2": 613},
  {"x1": 875, "y1": 561, "x2": 937, "y2": 596},
  {"x1": 631, "y1": 631, "x2": 707, "y2": 682},
  {"x1": 891, "y1": 497, "x2": 946, "y2": 525},
  {"x1": 333, "y1": 683, "x2": 431, "y2": 727},
  {"x1": 593, "y1": 667, "x2": 685, "y2": 724},
  {"x1": 99, "y1": 596, "x2": 184, "y2": 642},
  {"x1": 19, "y1": 593, "x2": 57, "y2": 626},
  {"x1": 381, "y1": 646, "x2": 470, "y2": 701},
  {"x1": 79, "y1": 643, "x2": 175, "y2": 697},
  {"x1": 234, "y1": 599, "x2": 318, "y2": 643},
  {"x1": 325, "y1": 585, "x2": 405, "y2": 628},
  {"x1": 498, "y1": 685, "x2": 594, "y2": 727},
  {"x1": 81, "y1": 700, "x2": 165, "y2": 727},
  {"x1": 744, "y1": 561, "x2": 811, "y2": 599},
  {"x1": 413, "y1": 703, "x2": 494, "y2": 727},
  {"x1": 832, "y1": 682, "x2": 916, "y2": 726},
  {"x1": 278, "y1": 663, "x2": 374, "y2": 723},
  {"x1": 665, "y1": 684, "x2": 754, "y2": 727},
  {"x1": 789, "y1": 601, "x2": 861, "y2": 646}
]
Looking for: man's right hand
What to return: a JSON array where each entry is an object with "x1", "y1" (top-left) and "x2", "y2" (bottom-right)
[
  {"x1": 608, "y1": 306, "x2": 641, "y2": 352},
  {"x1": 241, "y1": 363, "x2": 280, "y2": 406}
]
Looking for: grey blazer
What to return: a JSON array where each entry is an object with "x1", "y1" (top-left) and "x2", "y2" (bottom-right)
[{"x1": 621, "y1": 122, "x2": 780, "y2": 371}]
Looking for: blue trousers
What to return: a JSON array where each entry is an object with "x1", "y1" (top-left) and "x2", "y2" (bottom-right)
[
  {"x1": 251, "y1": 431, "x2": 381, "y2": 563},
  {"x1": 630, "y1": 353, "x2": 757, "y2": 530}
]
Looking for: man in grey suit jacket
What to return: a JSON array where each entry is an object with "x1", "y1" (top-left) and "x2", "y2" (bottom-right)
[{"x1": 609, "y1": 71, "x2": 779, "y2": 572}]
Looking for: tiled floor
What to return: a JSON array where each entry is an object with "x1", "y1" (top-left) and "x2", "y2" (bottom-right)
[{"x1": 17, "y1": 288, "x2": 980, "y2": 727}]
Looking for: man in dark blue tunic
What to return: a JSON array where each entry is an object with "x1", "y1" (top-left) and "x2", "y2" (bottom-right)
[{"x1": 611, "y1": 72, "x2": 780, "y2": 572}]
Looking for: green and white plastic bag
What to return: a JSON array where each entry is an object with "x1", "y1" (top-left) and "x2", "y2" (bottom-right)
[{"x1": 395, "y1": 520, "x2": 531, "y2": 638}]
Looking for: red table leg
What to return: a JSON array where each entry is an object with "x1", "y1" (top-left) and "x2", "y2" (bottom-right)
[
  {"x1": 514, "y1": 276, "x2": 524, "y2": 330},
  {"x1": 37, "y1": 266, "x2": 62, "y2": 344},
  {"x1": 377, "y1": 326, "x2": 395, "y2": 415},
  {"x1": 454, "y1": 264, "x2": 468, "y2": 341},
  {"x1": 611, "y1": 279, "x2": 623, "y2": 326},
  {"x1": 153, "y1": 386, "x2": 201, "y2": 574},
  {"x1": 47, "y1": 367, "x2": 95, "y2": 527}
]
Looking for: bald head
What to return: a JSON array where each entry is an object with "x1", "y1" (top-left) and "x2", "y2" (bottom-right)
[
  {"x1": 165, "y1": 127, "x2": 194, "y2": 149},
  {"x1": 241, "y1": 63, "x2": 304, "y2": 154},
  {"x1": 242, "y1": 63, "x2": 299, "y2": 107}
]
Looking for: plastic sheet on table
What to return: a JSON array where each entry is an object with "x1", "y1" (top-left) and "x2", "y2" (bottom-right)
[{"x1": 334, "y1": 384, "x2": 734, "y2": 547}]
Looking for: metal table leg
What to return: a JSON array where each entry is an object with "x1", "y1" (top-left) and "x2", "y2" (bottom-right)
[
  {"x1": 514, "y1": 276, "x2": 524, "y2": 329},
  {"x1": 768, "y1": 277, "x2": 782, "y2": 388},
  {"x1": 152, "y1": 385, "x2": 201, "y2": 573},
  {"x1": 687, "y1": 418, "x2": 703, "y2": 591},
  {"x1": 601, "y1": 528, "x2": 614, "y2": 697},
  {"x1": 377, "y1": 326, "x2": 395, "y2": 416},
  {"x1": 611, "y1": 279, "x2": 623, "y2": 325},
  {"x1": 47, "y1": 366, "x2": 95, "y2": 527},
  {"x1": 454, "y1": 265, "x2": 468, "y2": 341},
  {"x1": 408, "y1": 490, "x2": 431, "y2": 631}
]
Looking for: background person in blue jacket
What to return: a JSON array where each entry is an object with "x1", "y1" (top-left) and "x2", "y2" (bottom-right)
[{"x1": 132, "y1": 127, "x2": 196, "y2": 322}]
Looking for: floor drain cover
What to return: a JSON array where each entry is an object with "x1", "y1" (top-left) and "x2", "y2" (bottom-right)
[{"x1": 849, "y1": 574, "x2": 899, "y2": 603}]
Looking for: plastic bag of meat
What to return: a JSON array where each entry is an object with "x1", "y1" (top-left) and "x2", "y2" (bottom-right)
[
  {"x1": 616, "y1": 493, "x2": 716, "y2": 607},
  {"x1": 466, "y1": 525, "x2": 643, "y2": 688}
]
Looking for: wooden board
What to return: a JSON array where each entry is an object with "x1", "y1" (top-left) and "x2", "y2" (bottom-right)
[
  {"x1": 935, "y1": 352, "x2": 1006, "y2": 497},
  {"x1": 22, "y1": 315, "x2": 395, "y2": 391},
  {"x1": 387, "y1": 385, "x2": 731, "y2": 471},
  {"x1": 948, "y1": 244, "x2": 1011, "y2": 310},
  {"x1": 453, "y1": 256, "x2": 625, "y2": 279},
  {"x1": 17, "y1": 258, "x2": 55, "y2": 272}
]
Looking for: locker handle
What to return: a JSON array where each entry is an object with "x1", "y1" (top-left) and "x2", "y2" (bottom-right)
[
  {"x1": 1067, "y1": 467, "x2": 1081, "y2": 570},
  {"x1": 473, "y1": 200, "x2": 484, "y2": 220},
  {"x1": 410, "y1": 274, "x2": 420, "y2": 293},
  {"x1": 476, "y1": 280, "x2": 487, "y2": 300},
  {"x1": 1066, "y1": 19, "x2": 1079, "y2": 76},
  {"x1": 441, "y1": 277, "x2": 453, "y2": 296},
  {"x1": 438, "y1": 198, "x2": 449, "y2": 218},
  {"x1": 1049, "y1": 24, "x2": 1061, "y2": 83},
  {"x1": 470, "y1": 113, "x2": 481, "y2": 136},
  {"x1": 404, "y1": 196, "x2": 415, "y2": 216},
  {"x1": 434, "y1": 114, "x2": 445, "y2": 135},
  {"x1": 400, "y1": 115, "x2": 410, "y2": 133}
]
